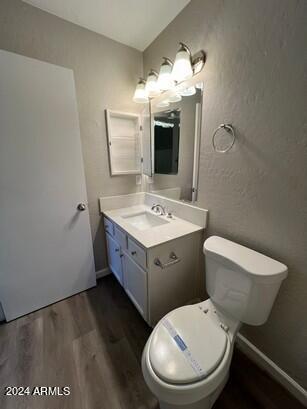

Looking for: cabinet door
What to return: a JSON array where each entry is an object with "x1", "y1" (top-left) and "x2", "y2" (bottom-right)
[
  {"x1": 123, "y1": 254, "x2": 147, "y2": 319},
  {"x1": 106, "y1": 233, "x2": 123, "y2": 285}
]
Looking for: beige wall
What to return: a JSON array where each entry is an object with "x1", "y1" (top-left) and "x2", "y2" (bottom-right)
[
  {"x1": 144, "y1": 0, "x2": 307, "y2": 389},
  {"x1": 0, "y1": 0, "x2": 143, "y2": 272}
]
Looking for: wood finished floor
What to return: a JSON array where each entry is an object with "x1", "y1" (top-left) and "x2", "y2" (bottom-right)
[{"x1": 0, "y1": 275, "x2": 304, "y2": 409}]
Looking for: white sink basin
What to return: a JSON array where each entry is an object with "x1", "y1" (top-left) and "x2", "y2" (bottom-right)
[{"x1": 122, "y1": 211, "x2": 169, "y2": 231}]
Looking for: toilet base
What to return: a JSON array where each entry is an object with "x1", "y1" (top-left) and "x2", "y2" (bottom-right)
[{"x1": 158, "y1": 373, "x2": 229, "y2": 409}]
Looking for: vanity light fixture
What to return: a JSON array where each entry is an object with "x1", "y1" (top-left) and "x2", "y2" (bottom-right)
[
  {"x1": 195, "y1": 82, "x2": 204, "y2": 90},
  {"x1": 157, "y1": 58, "x2": 175, "y2": 91},
  {"x1": 154, "y1": 120, "x2": 174, "y2": 128},
  {"x1": 168, "y1": 93, "x2": 182, "y2": 103},
  {"x1": 192, "y1": 51, "x2": 206, "y2": 75},
  {"x1": 179, "y1": 86, "x2": 196, "y2": 96},
  {"x1": 145, "y1": 69, "x2": 160, "y2": 97},
  {"x1": 132, "y1": 43, "x2": 205, "y2": 103},
  {"x1": 133, "y1": 78, "x2": 149, "y2": 103},
  {"x1": 172, "y1": 42, "x2": 193, "y2": 83},
  {"x1": 156, "y1": 99, "x2": 170, "y2": 108}
]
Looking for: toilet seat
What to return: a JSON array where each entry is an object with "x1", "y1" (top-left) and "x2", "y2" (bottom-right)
[{"x1": 149, "y1": 305, "x2": 228, "y2": 385}]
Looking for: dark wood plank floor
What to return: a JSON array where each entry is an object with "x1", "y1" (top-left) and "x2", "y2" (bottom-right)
[{"x1": 0, "y1": 275, "x2": 304, "y2": 409}]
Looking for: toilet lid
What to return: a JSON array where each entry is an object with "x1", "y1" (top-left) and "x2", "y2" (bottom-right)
[{"x1": 149, "y1": 306, "x2": 228, "y2": 385}]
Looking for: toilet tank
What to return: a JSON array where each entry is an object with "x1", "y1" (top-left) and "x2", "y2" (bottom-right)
[{"x1": 203, "y1": 236, "x2": 288, "y2": 325}]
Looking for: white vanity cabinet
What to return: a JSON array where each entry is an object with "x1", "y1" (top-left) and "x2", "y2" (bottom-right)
[
  {"x1": 123, "y1": 253, "x2": 147, "y2": 319},
  {"x1": 105, "y1": 233, "x2": 123, "y2": 285},
  {"x1": 104, "y1": 216, "x2": 203, "y2": 326}
]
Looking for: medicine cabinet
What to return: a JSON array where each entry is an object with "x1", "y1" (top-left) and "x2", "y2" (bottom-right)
[
  {"x1": 105, "y1": 108, "x2": 152, "y2": 177},
  {"x1": 105, "y1": 109, "x2": 141, "y2": 175}
]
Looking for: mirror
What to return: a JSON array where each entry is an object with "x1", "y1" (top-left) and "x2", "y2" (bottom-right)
[
  {"x1": 147, "y1": 82, "x2": 203, "y2": 202},
  {"x1": 154, "y1": 109, "x2": 180, "y2": 175}
]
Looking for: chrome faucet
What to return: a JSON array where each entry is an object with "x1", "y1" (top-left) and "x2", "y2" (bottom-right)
[{"x1": 151, "y1": 203, "x2": 166, "y2": 216}]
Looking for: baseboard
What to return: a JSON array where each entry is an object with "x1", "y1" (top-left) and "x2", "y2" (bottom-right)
[
  {"x1": 236, "y1": 333, "x2": 307, "y2": 407},
  {"x1": 96, "y1": 267, "x2": 111, "y2": 279}
]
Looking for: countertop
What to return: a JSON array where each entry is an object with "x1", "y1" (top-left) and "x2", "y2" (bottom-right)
[{"x1": 103, "y1": 205, "x2": 204, "y2": 249}]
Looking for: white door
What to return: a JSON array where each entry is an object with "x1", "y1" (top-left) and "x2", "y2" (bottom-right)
[
  {"x1": 123, "y1": 254, "x2": 147, "y2": 319},
  {"x1": 105, "y1": 234, "x2": 123, "y2": 285},
  {"x1": 0, "y1": 50, "x2": 96, "y2": 321}
]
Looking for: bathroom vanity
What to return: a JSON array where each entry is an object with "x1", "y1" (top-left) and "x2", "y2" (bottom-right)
[
  {"x1": 100, "y1": 193, "x2": 208, "y2": 326},
  {"x1": 101, "y1": 78, "x2": 208, "y2": 327}
]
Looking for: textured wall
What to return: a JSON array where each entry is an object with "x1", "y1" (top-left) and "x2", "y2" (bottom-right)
[
  {"x1": 0, "y1": 0, "x2": 143, "y2": 272},
  {"x1": 144, "y1": 0, "x2": 307, "y2": 388}
]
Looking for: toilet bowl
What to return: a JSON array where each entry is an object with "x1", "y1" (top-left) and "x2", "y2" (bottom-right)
[
  {"x1": 142, "y1": 299, "x2": 240, "y2": 409},
  {"x1": 142, "y1": 236, "x2": 288, "y2": 409}
]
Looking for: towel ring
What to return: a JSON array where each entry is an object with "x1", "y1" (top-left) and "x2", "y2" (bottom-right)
[{"x1": 212, "y1": 124, "x2": 235, "y2": 153}]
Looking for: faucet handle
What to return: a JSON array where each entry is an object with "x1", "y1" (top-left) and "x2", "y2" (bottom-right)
[
  {"x1": 166, "y1": 207, "x2": 173, "y2": 218},
  {"x1": 151, "y1": 203, "x2": 157, "y2": 212}
]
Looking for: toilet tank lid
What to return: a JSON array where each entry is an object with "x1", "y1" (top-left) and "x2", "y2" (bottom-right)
[{"x1": 204, "y1": 236, "x2": 288, "y2": 281}]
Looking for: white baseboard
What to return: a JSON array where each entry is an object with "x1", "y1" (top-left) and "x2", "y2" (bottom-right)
[
  {"x1": 236, "y1": 333, "x2": 307, "y2": 407},
  {"x1": 96, "y1": 267, "x2": 111, "y2": 279}
]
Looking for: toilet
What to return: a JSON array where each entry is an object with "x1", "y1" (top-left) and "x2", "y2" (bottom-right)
[{"x1": 142, "y1": 236, "x2": 288, "y2": 409}]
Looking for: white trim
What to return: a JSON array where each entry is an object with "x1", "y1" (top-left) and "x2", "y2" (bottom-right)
[
  {"x1": 96, "y1": 267, "x2": 111, "y2": 279},
  {"x1": 236, "y1": 333, "x2": 307, "y2": 407},
  {"x1": 192, "y1": 102, "x2": 201, "y2": 202}
]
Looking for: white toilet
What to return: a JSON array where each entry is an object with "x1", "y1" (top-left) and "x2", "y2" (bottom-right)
[{"x1": 142, "y1": 236, "x2": 288, "y2": 409}]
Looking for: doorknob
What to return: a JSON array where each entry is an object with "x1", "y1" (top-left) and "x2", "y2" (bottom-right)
[{"x1": 77, "y1": 203, "x2": 86, "y2": 211}]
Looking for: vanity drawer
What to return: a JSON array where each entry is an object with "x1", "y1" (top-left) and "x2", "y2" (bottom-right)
[
  {"x1": 127, "y1": 237, "x2": 147, "y2": 270},
  {"x1": 104, "y1": 217, "x2": 114, "y2": 236},
  {"x1": 114, "y1": 225, "x2": 127, "y2": 250}
]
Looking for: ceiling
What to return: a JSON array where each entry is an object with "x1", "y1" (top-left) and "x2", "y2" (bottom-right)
[{"x1": 23, "y1": 0, "x2": 190, "y2": 51}]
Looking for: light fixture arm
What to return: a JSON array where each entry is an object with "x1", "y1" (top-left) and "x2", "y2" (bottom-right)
[
  {"x1": 192, "y1": 50, "x2": 206, "y2": 74},
  {"x1": 178, "y1": 42, "x2": 192, "y2": 57},
  {"x1": 148, "y1": 69, "x2": 159, "y2": 77},
  {"x1": 162, "y1": 57, "x2": 173, "y2": 66}
]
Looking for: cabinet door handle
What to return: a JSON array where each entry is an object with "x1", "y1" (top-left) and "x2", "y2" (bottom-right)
[
  {"x1": 120, "y1": 254, "x2": 124, "y2": 258},
  {"x1": 131, "y1": 251, "x2": 137, "y2": 256},
  {"x1": 154, "y1": 252, "x2": 181, "y2": 269},
  {"x1": 115, "y1": 248, "x2": 120, "y2": 252}
]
